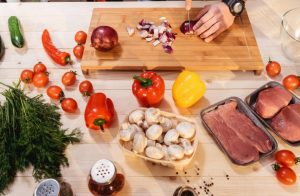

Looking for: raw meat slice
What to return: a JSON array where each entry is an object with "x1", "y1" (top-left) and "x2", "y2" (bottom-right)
[
  {"x1": 203, "y1": 105, "x2": 260, "y2": 165},
  {"x1": 255, "y1": 86, "x2": 292, "y2": 119},
  {"x1": 217, "y1": 101, "x2": 272, "y2": 153},
  {"x1": 271, "y1": 104, "x2": 300, "y2": 142}
]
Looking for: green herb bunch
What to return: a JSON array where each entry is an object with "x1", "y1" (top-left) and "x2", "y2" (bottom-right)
[{"x1": 0, "y1": 83, "x2": 81, "y2": 194}]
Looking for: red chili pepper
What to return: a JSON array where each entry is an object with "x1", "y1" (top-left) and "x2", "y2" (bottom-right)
[
  {"x1": 42, "y1": 29, "x2": 71, "y2": 66},
  {"x1": 84, "y1": 93, "x2": 115, "y2": 131},
  {"x1": 132, "y1": 71, "x2": 165, "y2": 107}
]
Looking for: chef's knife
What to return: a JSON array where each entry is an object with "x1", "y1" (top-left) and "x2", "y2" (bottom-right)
[{"x1": 185, "y1": 0, "x2": 192, "y2": 31}]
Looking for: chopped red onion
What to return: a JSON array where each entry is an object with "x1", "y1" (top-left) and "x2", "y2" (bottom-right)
[{"x1": 136, "y1": 18, "x2": 176, "y2": 54}]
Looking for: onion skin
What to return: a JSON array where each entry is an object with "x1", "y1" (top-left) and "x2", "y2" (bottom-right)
[
  {"x1": 91, "y1": 26, "x2": 118, "y2": 51},
  {"x1": 180, "y1": 20, "x2": 197, "y2": 35}
]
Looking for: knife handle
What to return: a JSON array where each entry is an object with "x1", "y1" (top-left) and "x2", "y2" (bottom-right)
[{"x1": 185, "y1": 0, "x2": 192, "y2": 11}]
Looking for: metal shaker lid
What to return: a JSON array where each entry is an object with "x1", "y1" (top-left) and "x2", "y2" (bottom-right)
[
  {"x1": 34, "y1": 179, "x2": 60, "y2": 196},
  {"x1": 173, "y1": 186, "x2": 197, "y2": 196},
  {"x1": 91, "y1": 159, "x2": 117, "y2": 185}
]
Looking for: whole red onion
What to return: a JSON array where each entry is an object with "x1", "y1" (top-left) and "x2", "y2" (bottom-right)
[
  {"x1": 91, "y1": 26, "x2": 118, "y2": 51},
  {"x1": 180, "y1": 20, "x2": 197, "y2": 35}
]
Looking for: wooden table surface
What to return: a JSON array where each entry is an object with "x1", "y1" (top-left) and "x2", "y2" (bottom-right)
[{"x1": 1, "y1": 0, "x2": 300, "y2": 195}]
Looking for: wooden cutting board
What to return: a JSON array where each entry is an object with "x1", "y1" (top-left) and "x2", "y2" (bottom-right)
[{"x1": 81, "y1": 8, "x2": 263, "y2": 75}]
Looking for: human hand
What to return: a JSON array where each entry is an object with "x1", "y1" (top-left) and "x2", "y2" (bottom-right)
[{"x1": 193, "y1": 2, "x2": 235, "y2": 42}]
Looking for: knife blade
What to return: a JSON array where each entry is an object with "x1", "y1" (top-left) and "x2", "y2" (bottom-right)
[{"x1": 185, "y1": 0, "x2": 192, "y2": 32}]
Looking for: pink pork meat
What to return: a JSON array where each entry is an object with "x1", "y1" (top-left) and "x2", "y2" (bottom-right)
[
  {"x1": 255, "y1": 86, "x2": 292, "y2": 119},
  {"x1": 217, "y1": 101, "x2": 272, "y2": 153},
  {"x1": 271, "y1": 104, "x2": 300, "y2": 142},
  {"x1": 203, "y1": 102, "x2": 260, "y2": 164}
]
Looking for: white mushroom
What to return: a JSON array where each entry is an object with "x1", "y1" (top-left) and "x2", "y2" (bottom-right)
[
  {"x1": 142, "y1": 120, "x2": 150, "y2": 130},
  {"x1": 157, "y1": 135, "x2": 164, "y2": 144},
  {"x1": 129, "y1": 124, "x2": 143, "y2": 132},
  {"x1": 145, "y1": 146, "x2": 164, "y2": 160},
  {"x1": 159, "y1": 117, "x2": 173, "y2": 132},
  {"x1": 147, "y1": 139, "x2": 156, "y2": 147},
  {"x1": 119, "y1": 128, "x2": 136, "y2": 142},
  {"x1": 120, "y1": 122, "x2": 130, "y2": 130},
  {"x1": 161, "y1": 145, "x2": 172, "y2": 161},
  {"x1": 128, "y1": 110, "x2": 144, "y2": 127},
  {"x1": 133, "y1": 132, "x2": 147, "y2": 153},
  {"x1": 164, "y1": 129, "x2": 179, "y2": 145},
  {"x1": 176, "y1": 121, "x2": 195, "y2": 139},
  {"x1": 167, "y1": 145, "x2": 184, "y2": 160},
  {"x1": 171, "y1": 118, "x2": 179, "y2": 128},
  {"x1": 146, "y1": 124, "x2": 163, "y2": 140},
  {"x1": 179, "y1": 138, "x2": 194, "y2": 156},
  {"x1": 145, "y1": 108, "x2": 161, "y2": 125}
]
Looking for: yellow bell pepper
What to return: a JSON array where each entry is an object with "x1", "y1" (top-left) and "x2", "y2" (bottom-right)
[{"x1": 172, "y1": 71, "x2": 206, "y2": 108}]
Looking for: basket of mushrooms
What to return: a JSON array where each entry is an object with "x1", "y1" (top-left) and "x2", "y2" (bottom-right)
[{"x1": 118, "y1": 107, "x2": 198, "y2": 170}]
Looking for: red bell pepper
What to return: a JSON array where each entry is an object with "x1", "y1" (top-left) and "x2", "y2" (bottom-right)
[
  {"x1": 132, "y1": 71, "x2": 165, "y2": 107},
  {"x1": 42, "y1": 29, "x2": 71, "y2": 66},
  {"x1": 84, "y1": 93, "x2": 115, "y2": 131}
]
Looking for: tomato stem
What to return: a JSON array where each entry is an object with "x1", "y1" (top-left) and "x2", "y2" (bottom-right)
[
  {"x1": 272, "y1": 163, "x2": 281, "y2": 171},
  {"x1": 295, "y1": 157, "x2": 300, "y2": 165},
  {"x1": 94, "y1": 118, "x2": 106, "y2": 132},
  {"x1": 268, "y1": 57, "x2": 272, "y2": 63},
  {"x1": 133, "y1": 76, "x2": 153, "y2": 88}
]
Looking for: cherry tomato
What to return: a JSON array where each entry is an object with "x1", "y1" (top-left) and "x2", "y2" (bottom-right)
[
  {"x1": 75, "y1": 31, "x2": 87, "y2": 45},
  {"x1": 33, "y1": 62, "x2": 47, "y2": 74},
  {"x1": 33, "y1": 72, "x2": 49, "y2": 88},
  {"x1": 20, "y1": 69, "x2": 34, "y2": 84},
  {"x1": 283, "y1": 74, "x2": 300, "y2": 90},
  {"x1": 62, "y1": 71, "x2": 77, "y2": 86},
  {"x1": 73, "y1": 45, "x2": 84, "y2": 60},
  {"x1": 275, "y1": 150, "x2": 300, "y2": 167},
  {"x1": 275, "y1": 166, "x2": 297, "y2": 185},
  {"x1": 47, "y1": 85, "x2": 64, "y2": 100},
  {"x1": 79, "y1": 80, "x2": 94, "y2": 96},
  {"x1": 266, "y1": 60, "x2": 281, "y2": 77},
  {"x1": 61, "y1": 98, "x2": 78, "y2": 113}
]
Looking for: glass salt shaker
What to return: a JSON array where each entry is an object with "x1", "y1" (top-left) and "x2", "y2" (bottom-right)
[
  {"x1": 34, "y1": 179, "x2": 60, "y2": 196},
  {"x1": 88, "y1": 159, "x2": 125, "y2": 196}
]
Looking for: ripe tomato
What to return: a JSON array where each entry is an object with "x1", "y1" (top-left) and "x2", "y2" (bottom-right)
[
  {"x1": 266, "y1": 60, "x2": 281, "y2": 77},
  {"x1": 79, "y1": 80, "x2": 94, "y2": 96},
  {"x1": 275, "y1": 150, "x2": 300, "y2": 167},
  {"x1": 33, "y1": 72, "x2": 49, "y2": 88},
  {"x1": 73, "y1": 45, "x2": 84, "y2": 60},
  {"x1": 61, "y1": 98, "x2": 78, "y2": 113},
  {"x1": 75, "y1": 31, "x2": 87, "y2": 45},
  {"x1": 283, "y1": 74, "x2": 300, "y2": 90},
  {"x1": 275, "y1": 166, "x2": 297, "y2": 185},
  {"x1": 33, "y1": 62, "x2": 47, "y2": 74},
  {"x1": 47, "y1": 85, "x2": 64, "y2": 100},
  {"x1": 62, "y1": 71, "x2": 77, "y2": 86},
  {"x1": 20, "y1": 69, "x2": 34, "y2": 84}
]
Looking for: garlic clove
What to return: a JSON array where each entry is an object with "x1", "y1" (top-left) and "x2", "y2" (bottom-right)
[
  {"x1": 176, "y1": 121, "x2": 196, "y2": 139},
  {"x1": 146, "y1": 124, "x2": 163, "y2": 140}
]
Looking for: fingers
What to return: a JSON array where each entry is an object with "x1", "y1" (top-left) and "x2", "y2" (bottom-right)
[
  {"x1": 193, "y1": 5, "x2": 210, "y2": 21},
  {"x1": 194, "y1": 16, "x2": 218, "y2": 36},
  {"x1": 185, "y1": 0, "x2": 192, "y2": 11},
  {"x1": 204, "y1": 27, "x2": 224, "y2": 43},
  {"x1": 193, "y1": 8, "x2": 214, "y2": 31}
]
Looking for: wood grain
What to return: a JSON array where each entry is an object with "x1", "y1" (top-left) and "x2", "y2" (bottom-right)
[
  {"x1": 1, "y1": 1, "x2": 300, "y2": 196},
  {"x1": 81, "y1": 8, "x2": 264, "y2": 73}
]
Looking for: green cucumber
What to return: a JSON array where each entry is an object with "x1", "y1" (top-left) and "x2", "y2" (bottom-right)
[
  {"x1": 0, "y1": 35, "x2": 4, "y2": 60},
  {"x1": 8, "y1": 16, "x2": 24, "y2": 48}
]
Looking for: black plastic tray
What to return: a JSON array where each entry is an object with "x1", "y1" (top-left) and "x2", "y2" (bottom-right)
[
  {"x1": 244, "y1": 81, "x2": 300, "y2": 146},
  {"x1": 200, "y1": 97, "x2": 278, "y2": 166}
]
